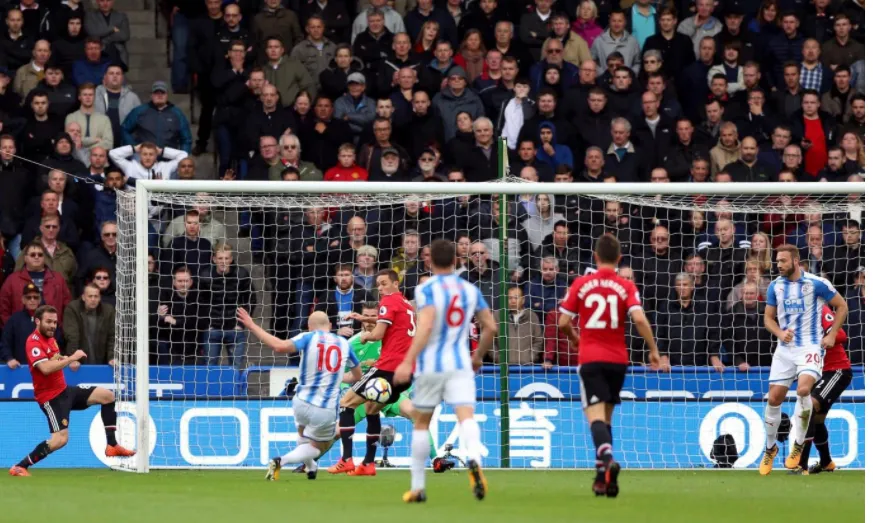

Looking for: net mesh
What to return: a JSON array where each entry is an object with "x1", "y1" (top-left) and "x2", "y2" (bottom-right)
[{"x1": 113, "y1": 181, "x2": 865, "y2": 470}]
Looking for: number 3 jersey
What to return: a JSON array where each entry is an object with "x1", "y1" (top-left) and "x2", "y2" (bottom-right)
[
  {"x1": 291, "y1": 331, "x2": 359, "y2": 410},
  {"x1": 559, "y1": 268, "x2": 642, "y2": 366},
  {"x1": 374, "y1": 291, "x2": 416, "y2": 372},
  {"x1": 414, "y1": 274, "x2": 488, "y2": 375}
]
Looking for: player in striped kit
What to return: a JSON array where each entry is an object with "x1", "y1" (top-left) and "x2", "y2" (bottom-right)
[
  {"x1": 235, "y1": 308, "x2": 362, "y2": 481},
  {"x1": 759, "y1": 244, "x2": 849, "y2": 475},
  {"x1": 792, "y1": 305, "x2": 854, "y2": 474},
  {"x1": 394, "y1": 239, "x2": 497, "y2": 504}
]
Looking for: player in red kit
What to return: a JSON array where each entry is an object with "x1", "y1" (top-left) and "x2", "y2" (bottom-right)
[
  {"x1": 793, "y1": 305, "x2": 854, "y2": 474},
  {"x1": 328, "y1": 269, "x2": 415, "y2": 476},
  {"x1": 557, "y1": 233, "x2": 662, "y2": 498},
  {"x1": 8, "y1": 305, "x2": 135, "y2": 477}
]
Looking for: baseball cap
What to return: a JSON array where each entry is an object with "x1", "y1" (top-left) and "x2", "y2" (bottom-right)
[
  {"x1": 447, "y1": 65, "x2": 466, "y2": 79},
  {"x1": 151, "y1": 80, "x2": 169, "y2": 93},
  {"x1": 22, "y1": 283, "x2": 40, "y2": 296},
  {"x1": 347, "y1": 72, "x2": 366, "y2": 85},
  {"x1": 382, "y1": 147, "x2": 399, "y2": 157}
]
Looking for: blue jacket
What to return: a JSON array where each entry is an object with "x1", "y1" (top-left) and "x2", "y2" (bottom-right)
[
  {"x1": 529, "y1": 60, "x2": 579, "y2": 94},
  {"x1": 767, "y1": 32, "x2": 805, "y2": 89},
  {"x1": 71, "y1": 57, "x2": 111, "y2": 87},
  {"x1": 93, "y1": 188, "x2": 118, "y2": 238},
  {"x1": 0, "y1": 309, "x2": 64, "y2": 362},
  {"x1": 122, "y1": 102, "x2": 193, "y2": 153},
  {"x1": 525, "y1": 274, "x2": 569, "y2": 317},
  {"x1": 535, "y1": 121, "x2": 574, "y2": 169}
]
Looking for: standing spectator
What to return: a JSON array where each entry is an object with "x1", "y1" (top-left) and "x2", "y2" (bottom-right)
[
  {"x1": 90, "y1": 169, "x2": 123, "y2": 236},
  {"x1": 352, "y1": 9, "x2": 394, "y2": 72},
  {"x1": 84, "y1": 0, "x2": 129, "y2": 69},
  {"x1": 62, "y1": 283, "x2": 114, "y2": 364},
  {"x1": 530, "y1": 38, "x2": 580, "y2": 93},
  {"x1": 630, "y1": 225, "x2": 683, "y2": 307},
  {"x1": 523, "y1": 194, "x2": 565, "y2": 250},
  {"x1": 314, "y1": 263, "x2": 371, "y2": 337},
  {"x1": 766, "y1": 12, "x2": 804, "y2": 88},
  {"x1": 243, "y1": 84, "x2": 296, "y2": 155},
  {"x1": 71, "y1": 37, "x2": 111, "y2": 87},
  {"x1": 519, "y1": 0, "x2": 553, "y2": 56},
  {"x1": 15, "y1": 214, "x2": 76, "y2": 290},
  {"x1": 121, "y1": 81, "x2": 191, "y2": 152},
  {"x1": 543, "y1": 306, "x2": 578, "y2": 368},
  {"x1": 65, "y1": 82, "x2": 113, "y2": 151},
  {"x1": 21, "y1": 91, "x2": 63, "y2": 160},
  {"x1": 13, "y1": 38, "x2": 50, "y2": 97},
  {"x1": 1, "y1": 9, "x2": 34, "y2": 74},
  {"x1": 20, "y1": 191, "x2": 79, "y2": 251},
  {"x1": 677, "y1": 0, "x2": 722, "y2": 58},
  {"x1": 493, "y1": 21, "x2": 532, "y2": 78},
  {"x1": 358, "y1": 117, "x2": 411, "y2": 180},
  {"x1": 187, "y1": 0, "x2": 224, "y2": 154},
  {"x1": 702, "y1": 218, "x2": 748, "y2": 298},
  {"x1": 290, "y1": 15, "x2": 337, "y2": 90},
  {"x1": 572, "y1": 0, "x2": 603, "y2": 49},
  {"x1": 724, "y1": 136, "x2": 775, "y2": 182},
  {"x1": 199, "y1": 243, "x2": 252, "y2": 369},
  {"x1": 823, "y1": 219, "x2": 863, "y2": 293},
  {"x1": 213, "y1": 4, "x2": 256, "y2": 67},
  {"x1": 156, "y1": 266, "x2": 204, "y2": 365},
  {"x1": 13, "y1": 0, "x2": 49, "y2": 44},
  {"x1": 109, "y1": 142, "x2": 188, "y2": 183},
  {"x1": 319, "y1": 44, "x2": 365, "y2": 101},
  {"x1": 525, "y1": 256, "x2": 568, "y2": 317},
  {"x1": 457, "y1": 0, "x2": 508, "y2": 50},
  {"x1": 52, "y1": 15, "x2": 86, "y2": 79},
  {"x1": 252, "y1": 0, "x2": 302, "y2": 63},
  {"x1": 432, "y1": 66, "x2": 484, "y2": 143},
  {"x1": 94, "y1": 64, "x2": 141, "y2": 148},
  {"x1": 709, "y1": 121, "x2": 740, "y2": 176},
  {"x1": 0, "y1": 136, "x2": 33, "y2": 257},
  {"x1": 798, "y1": 38, "x2": 833, "y2": 94},
  {"x1": 334, "y1": 72, "x2": 376, "y2": 145},
  {"x1": 591, "y1": 10, "x2": 641, "y2": 76},
  {"x1": 269, "y1": 133, "x2": 322, "y2": 181},
  {"x1": 721, "y1": 280, "x2": 772, "y2": 368},
  {"x1": 374, "y1": 33, "x2": 419, "y2": 99},
  {"x1": 545, "y1": 12, "x2": 591, "y2": 69},
  {"x1": 300, "y1": 0, "x2": 350, "y2": 45},
  {"x1": 604, "y1": 116, "x2": 647, "y2": 181},
  {"x1": 654, "y1": 272, "x2": 723, "y2": 368},
  {"x1": 77, "y1": 220, "x2": 117, "y2": 294},
  {"x1": 262, "y1": 37, "x2": 316, "y2": 108},
  {"x1": 790, "y1": 90, "x2": 836, "y2": 178},
  {"x1": 26, "y1": 63, "x2": 76, "y2": 120},
  {"x1": 162, "y1": 199, "x2": 227, "y2": 248},
  {"x1": 352, "y1": 1, "x2": 405, "y2": 43},
  {"x1": 821, "y1": 66, "x2": 857, "y2": 123},
  {"x1": 405, "y1": 89, "x2": 444, "y2": 159},
  {"x1": 496, "y1": 78, "x2": 535, "y2": 151},
  {"x1": 845, "y1": 268, "x2": 864, "y2": 364},
  {"x1": 464, "y1": 241, "x2": 499, "y2": 308},
  {"x1": 625, "y1": 0, "x2": 657, "y2": 48},
  {"x1": 496, "y1": 284, "x2": 543, "y2": 365},
  {"x1": 821, "y1": 14, "x2": 864, "y2": 70},
  {"x1": 0, "y1": 242, "x2": 71, "y2": 325},
  {"x1": 0, "y1": 283, "x2": 64, "y2": 368},
  {"x1": 299, "y1": 95, "x2": 354, "y2": 171},
  {"x1": 404, "y1": 0, "x2": 456, "y2": 49},
  {"x1": 160, "y1": 210, "x2": 212, "y2": 277}
]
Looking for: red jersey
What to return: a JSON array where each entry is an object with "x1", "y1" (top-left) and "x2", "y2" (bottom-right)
[
  {"x1": 375, "y1": 292, "x2": 415, "y2": 371},
  {"x1": 821, "y1": 305, "x2": 850, "y2": 372},
  {"x1": 324, "y1": 165, "x2": 368, "y2": 182},
  {"x1": 559, "y1": 268, "x2": 642, "y2": 365},
  {"x1": 25, "y1": 329, "x2": 66, "y2": 404}
]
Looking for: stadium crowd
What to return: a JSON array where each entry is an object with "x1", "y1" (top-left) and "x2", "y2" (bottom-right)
[{"x1": 0, "y1": 0, "x2": 865, "y2": 373}]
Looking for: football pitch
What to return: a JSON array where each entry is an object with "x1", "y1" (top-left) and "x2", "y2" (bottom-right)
[{"x1": 3, "y1": 469, "x2": 864, "y2": 523}]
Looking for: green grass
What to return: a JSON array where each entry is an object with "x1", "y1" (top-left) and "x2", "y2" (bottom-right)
[{"x1": 4, "y1": 469, "x2": 864, "y2": 523}]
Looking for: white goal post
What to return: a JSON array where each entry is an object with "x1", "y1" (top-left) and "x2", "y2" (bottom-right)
[{"x1": 114, "y1": 179, "x2": 866, "y2": 473}]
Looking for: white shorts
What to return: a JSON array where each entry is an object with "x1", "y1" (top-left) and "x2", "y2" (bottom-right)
[
  {"x1": 769, "y1": 345, "x2": 824, "y2": 387},
  {"x1": 292, "y1": 396, "x2": 337, "y2": 442},
  {"x1": 412, "y1": 370, "x2": 476, "y2": 412}
]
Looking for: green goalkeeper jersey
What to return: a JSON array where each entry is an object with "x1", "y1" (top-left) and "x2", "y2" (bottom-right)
[{"x1": 348, "y1": 332, "x2": 381, "y2": 373}]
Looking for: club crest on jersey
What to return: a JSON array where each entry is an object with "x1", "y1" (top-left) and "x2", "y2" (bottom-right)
[{"x1": 802, "y1": 282, "x2": 814, "y2": 295}]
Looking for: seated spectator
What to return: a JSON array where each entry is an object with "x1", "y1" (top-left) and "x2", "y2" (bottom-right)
[
  {"x1": 494, "y1": 284, "x2": 543, "y2": 365},
  {"x1": 15, "y1": 214, "x2": 76, "y2": 291},
  {"x1": 65, "y1": 121, "x2": 92, "y2": 165},
  {"x1": 543, "y1": 306, "x2": 578, "y2": 368},
  {"x1": 432, "y1": 65, "x2": 485, "y2": 142},
  {"x1": 605, "y1": 117, "x2": 648, "y2": 182},
  {"x1": 109, "y1": 142, "x2": 189, "y2": 183},
  {"x1": 0, "y1": 283, "x2": 64, "y2": 368},
  {"x1": 21, "y1": 90, "x2": 64, "y2": 160},
  {"x1": 71, "y1": 37, "x2": 111, "y2": 87},
  {"x1": 654, "y1": 272, "x2": 723, "y2": 368},
  {"x1": 352, "y1": 0, "x2": 405, "y2": 43},
  {"x1": 65, "y1": 82, "x2": 113, "y2": 151},
  {"x1": 94, "y1": 64, "x2": 141, "y2": 148},
  {"x1": 199, "y1": 243, "x2": 252, "y2": 370},
  {"x1": 324, "y1": 143, "x2": 369, "y2": 181},
  {"x1": 334, "y1": 72, "x2": 376, "y2": 145},
  {"x1": 21, "y1": 191, "x2": 79, "y2": 251},
  {"x1": 523, "y1": 194, "x2": 564, "y2": 251},
  {"x1": 84, "y1": 0, "x2": 129, "y2": 67},
  {"x1": 41, "y1": 133, "x2": 88, "y2": 180},
  {"x1": 162, "y1": 198, "x2": 227, "y2": 248},
  {"x1": 536, "y1": 121, "x2": 573, "y2": 170},
  {"x1": 839, "y1": 130, "x2": 864, "y2": 172},
  {"x1": 298, "y1": 95, "x2": 354, "y2": 172},
  {"x1": 24, "y1": 62, "x2": 77, "y2": 120},
  {"x1": 537, "y1": 220, "x2": 582, "y2": 279},
  {"x1": 721, "y1": 280, "x2": 772, "y2": 368},
  {"x1": 270, "y1": 134, "x2": 322, "y2": 182},
  {"x1": 591, "y1": 10, "x2": 641, "y2": 76},
  {"x1": 525, "y1": 256, "x2": 568, "y2": 317},
  {"x1": 630, "y1": 225, "x2": 683, "y2": 308},
  {"x1": 63, "y1": 283, "x2": 114, "y2": 364},
  {"x1": 358, "y1": 117, "x2": 412, "y2": 180},
  {"x1": 725, "y1": 260, "x2": 771, "y2": 310},
  {"x1": 464, "y1": 241, "x2": 499, "y2": 308},
  {"x1": 156, "y1": 266, "x2": 204, "y2": 365},
  {"x1": 709, "y1": 121, "x2": 740, "y2": 176},
  {"x1": 0, "y1": 242, "x2": 72, "y2": 325},
  {"x1": 14, "y1": 39, "x2": 50, "y2": 97},
  {"x1": 86, "y1": 266, "x2": 115, "y2": 307},
  {"x1": 314, "y1": 263, "x2": 372, "y2": 337},
  {"x1": 390, "y1": 229, "x2": 421, "y2": 283},
  {"x1": 91, "y1": 171, "x2": 123, "y2": 238},
  {"x1": 353, "y1": 245, "x2": 379, "y2": 292},
  {"x1": 160, "y1": 210, "x2": 213, "y2": 277},
  {"x1": 122, "y1": 81, "x2": 192, "y2": 152},
  {"x1": 78, "y1": 220, "x2": 117, "y2": 293},
  {"x1": 823, "y1": 219, "x2": 863, "y2": 294}
]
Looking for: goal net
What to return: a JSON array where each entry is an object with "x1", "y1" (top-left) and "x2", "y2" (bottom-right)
[{"x1": 113, "y1": 178, "x2": 865, "y2": 472}]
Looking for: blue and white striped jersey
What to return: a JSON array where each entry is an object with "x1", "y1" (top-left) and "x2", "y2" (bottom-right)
[
  {"x1": 766, "y1": 272, "x2": 838, "y2": 349},
  {"x1": 414, "y1": 274, "x2": 489, "y2": 375},
  {"x1": 291, "y1": 331, "x2": 359, "y2": 409}
]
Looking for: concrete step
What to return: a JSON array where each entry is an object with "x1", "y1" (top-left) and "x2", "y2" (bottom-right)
[
  {"x1": 126, "y1": 10, "x2": 155, "y2": 24},
  {"x1": 125, "y1": 66, "x2": 171, "y2": 83},
  {"x1": 114, "y1": 0, "x2": 148, "y2": 11},
  {"x1": 128, "y1": 37, "x2": 167, "y2": 55},
  {"x1": 128, "y1": 52, "x2": 170, "y2": 68},
  {"x1": 129, "y1": 22, "x2": 157, "y2": 36}
]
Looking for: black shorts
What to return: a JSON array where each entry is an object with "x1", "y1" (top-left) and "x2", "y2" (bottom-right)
[
  {"x1": 811, "y1": 368, "x2": 853, "y2": 415},
  {"x1": 39, "y1": 386, "x2": 96, "y2": 433},
  {"x1": 577, "y1": 363, "x2": 627, "y2": 408},
  {"x1": 351, "y1": 367, "x2": 412, "y2": 405}
]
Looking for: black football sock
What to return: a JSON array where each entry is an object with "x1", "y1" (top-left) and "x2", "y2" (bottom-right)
[
  {"x1": 339, "y1": 407, "x2": 356, "y2": 461},
  {"x1": 814, "y1": 423, "x2": 831, "y2": 466},
  {"x1": 590, "y1": 421, "x2": 613, "y2": 462},
  {"x1": 799, "y1": 421, "x2": 815, "y2": 469},
  {"x1": 18, "y1": 441, "x2": 52, "y2": 468},
  {"x1": 101, "y1": 403, "x2": 118, "y2": 446},
  {"x1": 363, "y1": 414, "x2": 381, "y2": 464}
]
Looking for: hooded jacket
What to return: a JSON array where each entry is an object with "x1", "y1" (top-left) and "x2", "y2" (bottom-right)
[
  {"x1": 590, "y1": 30, "x2": 642, "y2": 75},
  {"x1": 63, "y1": 298, "x2": 115, "y2": 363},
  {"x1": 94, "y1": 85, "x2": 141, "y2": 125},
  {"x1": 535, "y1": 121, "x2": 574, "y2": 169}
]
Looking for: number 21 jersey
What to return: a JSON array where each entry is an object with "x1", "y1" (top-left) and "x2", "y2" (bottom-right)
[
  {"x1": 559, "y1": 268, "x2": 642, "y2": 365},
  {"x1": 375, "y1": 292, "x2": 416, "y2": 372}
]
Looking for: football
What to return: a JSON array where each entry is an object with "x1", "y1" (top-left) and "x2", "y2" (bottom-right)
[{"x1": 364, "y1": 377, "x2": 392, "y2": 403}]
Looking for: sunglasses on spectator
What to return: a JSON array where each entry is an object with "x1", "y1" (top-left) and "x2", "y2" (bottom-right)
[
  {"x1": 103, "y1": 232, "x2": 117, "y2": 237},
  {"x1": 94, "y1": 275, "x2": 109, "y2": 280},
  {"x1": 28, "y1": 253, "x2": 44, "y2": 258},
  {"x1": 546, "y1": 49, "x2": 562, "y2": 54},
  {"x1": 283, "y1": 145, "x2": 298, "y2": 150},
  {"x1": 23, "y1": 295, "x2": 40, "y2": 300},
  {"x1": 42, "y1": 224, "x2": 59, "y2": 229}
]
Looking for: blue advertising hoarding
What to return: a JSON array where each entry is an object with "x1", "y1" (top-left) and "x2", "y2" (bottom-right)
[{"x1": 0, "y1": 399, "x2": 864, "y2": 469}]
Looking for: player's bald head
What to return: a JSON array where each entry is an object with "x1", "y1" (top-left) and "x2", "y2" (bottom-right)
[{"x1": 308, "y1": 311, "x2": 331, "y2": 331}]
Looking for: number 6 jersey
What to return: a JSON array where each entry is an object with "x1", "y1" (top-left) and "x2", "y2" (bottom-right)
[
  {"x1": 291, "y1": 331, "x2": 358, "y2": 410},
  {"x1": 559, "y1": 268, "x2": 642, "y2": 366}
]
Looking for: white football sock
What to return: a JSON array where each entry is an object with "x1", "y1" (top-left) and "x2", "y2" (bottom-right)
[
  {"x1": 411, "y1": 430, "x2": 430, "y2": 491},
  {"x1": 764, "y1": 403, "x2": 782, "y2": 449},
  {"x1": 305, "y1": 458, "x2": 318, "y2": 472},
  {"x1": 460, "y1": 418, "x2": 482, "y2": 465},
  {"x1": 280, "y1": 444, "x2": 320, "y2": 467},
  {"x1": 793, "y1": 395, "x2": 813, "y2": 446}
]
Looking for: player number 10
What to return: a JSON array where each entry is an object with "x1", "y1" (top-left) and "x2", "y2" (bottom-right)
[
  {"x1": 584, "y1": 294, "x2": 619, "y2": 329},
  {"x1": 316, "y1": 343, "x2": 342, "y2": 372}
]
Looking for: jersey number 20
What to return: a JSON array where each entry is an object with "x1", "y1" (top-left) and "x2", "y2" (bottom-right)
[
  {"x1": 584, "y1": 294, "x2": 619, "y2": 329},
  {"x1": 316, "y1": 344, "x2": 341, "y2": 372}
]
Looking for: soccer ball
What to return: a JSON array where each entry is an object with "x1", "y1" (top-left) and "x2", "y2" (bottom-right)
[{"x1": 364, "y1": 378, "x2": 392, "y2": 403}]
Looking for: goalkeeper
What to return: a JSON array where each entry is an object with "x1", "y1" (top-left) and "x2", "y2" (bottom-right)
[{"x1": 293, "y1": 303, "x2": 440, "y2": 472}]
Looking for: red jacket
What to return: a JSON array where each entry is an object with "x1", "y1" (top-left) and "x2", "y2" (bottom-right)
[
  {"x1": 0, "y1": 268, "x2": 72, "y2": 326},
  {"x1": 544, "y1": 309, "x2": 578, "y2": 367},
  {"x1": 324, "y1": 164, "x2": 368, "y2": 182}
]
